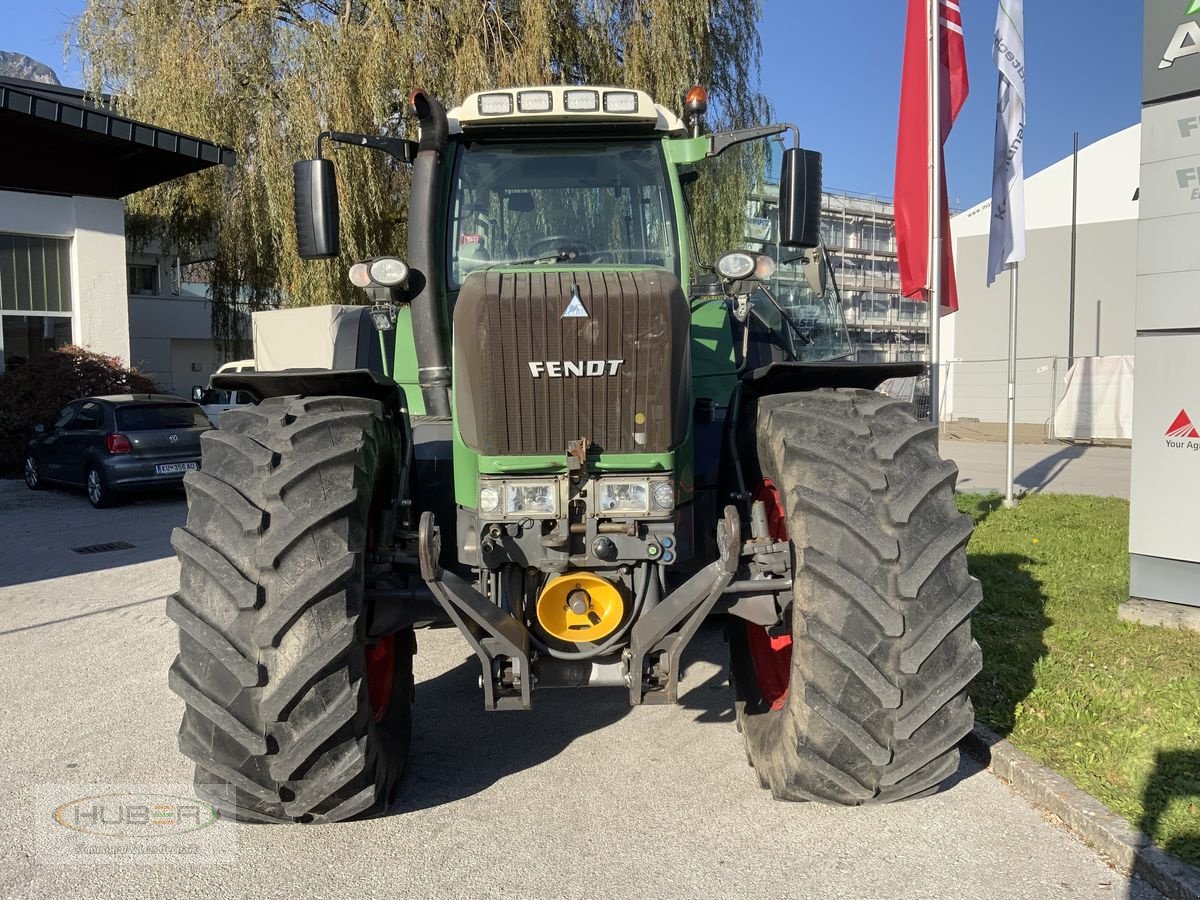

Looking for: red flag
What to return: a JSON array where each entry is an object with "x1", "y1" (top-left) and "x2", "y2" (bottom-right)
[{"x1": 895, "y1": 0, "x2": 969, "y2": 312}]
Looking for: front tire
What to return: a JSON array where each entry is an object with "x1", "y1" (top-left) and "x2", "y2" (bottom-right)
[
  {"x1": 169, "y1": 395, "x2": 412, "y2": 823},
  {"x1": 732, "y1": 388, "x2": 982, "y2": 804}
]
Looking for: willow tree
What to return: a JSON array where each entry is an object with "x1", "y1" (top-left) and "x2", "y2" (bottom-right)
[{"x1": 74, "y1": 0, "x2": 770, "y2": 352}]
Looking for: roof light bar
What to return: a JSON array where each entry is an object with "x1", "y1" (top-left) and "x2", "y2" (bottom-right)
[
  {"x1": 603, "y1": 91, "x2": 639, "y2": 113},
  {"x1": 478, "y1": 92, "x2": 514, "y2": 116},
  {"x1": 564, "y1": 89, "x2": 600, "y2": 112},
  {"x1": 449, "y1": 86, "x2": 678, "y2": 131},
  {"x1": 517, "y1": 90, "x2": 552, "y2": 112}
]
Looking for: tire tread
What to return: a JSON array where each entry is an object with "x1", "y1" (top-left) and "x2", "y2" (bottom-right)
[
  {"x1": 734, "y1": 388, "x2": 982, "y2": 805},
  {"x1": 169, "y1": 395, "x2": 410, "y2": 823}
]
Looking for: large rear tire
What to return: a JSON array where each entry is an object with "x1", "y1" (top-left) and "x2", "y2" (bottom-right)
[
  {"x1": 169, "y1": 395, "x2": 413, "y2": 823},
  {"x1": 731, "y1": 388, "x2": 982, "y2": 804}
]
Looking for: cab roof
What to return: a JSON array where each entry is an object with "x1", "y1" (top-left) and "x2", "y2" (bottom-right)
[{"x1": 447, "y1": 86, "x2": 685, "y2": 135}]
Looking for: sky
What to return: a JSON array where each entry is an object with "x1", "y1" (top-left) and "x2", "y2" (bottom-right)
[
  {"x1": 3, "y1": 0, "x2": 1145, "y2": 209},
  {"x1": 2, "y1": 3, "x2": 82, "y2": 82},
  {"x1": 761, "y1": 0, "x2": 1144, "y2": 207}
]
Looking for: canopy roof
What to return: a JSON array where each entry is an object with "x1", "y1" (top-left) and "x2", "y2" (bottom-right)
[{"x1": 0, "y1": 77, "x2": 235, "y2": 199}]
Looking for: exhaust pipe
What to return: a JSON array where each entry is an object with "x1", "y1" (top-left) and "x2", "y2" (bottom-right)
[{"x1": 407, "y1": 90, "x2": 452, "y2": 417}]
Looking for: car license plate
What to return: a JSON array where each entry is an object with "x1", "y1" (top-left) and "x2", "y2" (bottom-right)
[{"x1": 155, "y1": 462, "x2": 198, "y2": 475}]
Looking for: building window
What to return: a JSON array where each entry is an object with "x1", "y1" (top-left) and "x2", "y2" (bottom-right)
[
  {"x1": 0, "y1": 234, "x2": 71, "y2": 312},
  {"x1": 1, "y1": 315, "x2": 72, "y2": 370},
  {"x1": 0, "y1": 234, "x2": 73, "y2": 371},
  {"x1": 128, "y1": 263, "x2": 159, "y2": 296}
]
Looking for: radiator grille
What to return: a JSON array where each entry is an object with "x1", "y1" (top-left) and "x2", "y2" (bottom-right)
[{"x1": 454, "y1": 269, "x2": 690, "y2": 457}]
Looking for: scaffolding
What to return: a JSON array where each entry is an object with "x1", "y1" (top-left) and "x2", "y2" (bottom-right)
[
  {"x1": 741, "y1": 171, "x2": 933, "y2": 365},
  {"x1": 821, "y1": 189, "x2": 929, "y2": 363}
]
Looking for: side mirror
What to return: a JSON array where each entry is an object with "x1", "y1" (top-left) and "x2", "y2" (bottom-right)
[
  {"x1": 293, "y1": 158, "x2": 340, "y2": 259},
  {"x1": 191, "y1": 386, "x2": 204, "y2": 402},
  {"x1": 779, "y1": 148, "x2": 822, "y2": 249},
  {"x1": 33, "y1": 424, "x2": 45, "y2": 434}
]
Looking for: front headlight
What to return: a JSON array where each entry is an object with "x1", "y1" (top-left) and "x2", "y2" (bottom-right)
[
  {"x1": 505, "y1": 482, "x2": 557, "y2": 516},
  {"x1": 651, "y1": 481, "x2": 675, "y2": 510},
  {"x1": 369, "y1": 256, "x2": 409, "y2": 286},
  {"x1": 597, "y1": 480, "x2": 650, "y2": 515},
  {"x1": 716, "y1": 251, "x2": 755, "y2": 280},
  {"x1": 479, "y1": 485, "x2": 501, "y2": 514}
]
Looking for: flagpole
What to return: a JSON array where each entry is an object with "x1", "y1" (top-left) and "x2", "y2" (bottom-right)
[
  {"x1": 1004, "y1": 262, "x2": 1020, "y2": 508},
  {"x1": 991, "y1": 0, "x2": 1025, "y2": 505},
  {"x1": 927, "y1": 0, "x2": 942, "y2": 428}
]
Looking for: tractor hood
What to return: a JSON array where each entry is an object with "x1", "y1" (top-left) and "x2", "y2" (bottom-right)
[{"x1": 453, "y1": 268, "x2": 691, "y2": 458}]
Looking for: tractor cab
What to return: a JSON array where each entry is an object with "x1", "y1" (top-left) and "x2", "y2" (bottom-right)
[
  {"x1": 444, "y1": 87, "x2": 684, "y2": 287},
  {"x1": 438, "y1": 85, "x2": 850, "y2": 368}
]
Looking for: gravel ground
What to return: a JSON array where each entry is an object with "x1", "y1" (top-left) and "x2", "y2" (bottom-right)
[{"x1": 0, "y1": 479, "x2": 1162, "y2": 899}]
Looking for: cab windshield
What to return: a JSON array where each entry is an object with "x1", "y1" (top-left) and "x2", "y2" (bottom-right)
[{"x1": 446, "y1": 141, "x2": 680, "y2": 290}]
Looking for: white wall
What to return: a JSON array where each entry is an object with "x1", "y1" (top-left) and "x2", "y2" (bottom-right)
[
  {"x1": 942, "y1": 124, "x2": 1141, "y2": 424},
  {"x1": 0, "y1": 189, "x2": 131, "y2": 363},
  {"x1": 952, "y1": 124, "x2": 1141, "y2": 242},
  {"x1": 128, "y1": 293, "x2": 221, "y2": 392},
  {"x1": 168, "y1": 338, "x2": 223, "y2": 396}
]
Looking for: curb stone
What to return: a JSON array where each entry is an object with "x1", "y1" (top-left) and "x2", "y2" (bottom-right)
[
  {"x1": 962, "y1": 723, "x2": 1200, "y2": 900},
  {"x1": 1118, "y1": 598, "x2": 1200, "y2": 633}
]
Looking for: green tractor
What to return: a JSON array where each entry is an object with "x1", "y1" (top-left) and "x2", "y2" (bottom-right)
[{"x1": 170, "y1": 84, "x2": 982, "y2": 823}]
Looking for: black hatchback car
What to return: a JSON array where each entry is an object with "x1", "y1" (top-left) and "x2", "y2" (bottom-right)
[{"x1": 24, "y1": 394, "x2": 212, "y2": 508}]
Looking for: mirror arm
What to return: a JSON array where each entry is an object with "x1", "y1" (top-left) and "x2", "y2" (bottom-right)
[
  {"x1": 823, "y1": 245, "x2": 845, "y2": 302},
  {"x1": 707, "y1": 123, "x2": 799, "y2": 158},
  {"x1": 316, "y1": 130, "x2": 417, "y2": 163}
]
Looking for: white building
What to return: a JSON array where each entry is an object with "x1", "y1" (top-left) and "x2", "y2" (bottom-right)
[
  {"x1": 0, "y1": 77, "x2": 235, "y2": 392},
  {"x1": 943, "y1": 123, "x2": 1140, "y2": 435}
]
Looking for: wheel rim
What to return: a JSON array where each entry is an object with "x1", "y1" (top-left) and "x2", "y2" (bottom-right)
[
  {"x1": 24, "y1": 457, "x2": 37, "y2": 487},
  {"x1": 363, "y1": 488, "x2": 395, "y2": 722},
  {"x1": 87, "y1": 469, "x2": 101, "y2": 505},
  {"x1": 746, "y1": 479, "x2": 793, "y2": 711},
  {"x1": 365, "y1": 635, "x2": 396, "y2": 721}
]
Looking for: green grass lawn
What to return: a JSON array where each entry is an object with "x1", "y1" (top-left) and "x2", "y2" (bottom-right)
[{"x1": 959, "y1": 493, "x2": 1200, "y2": 868}]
